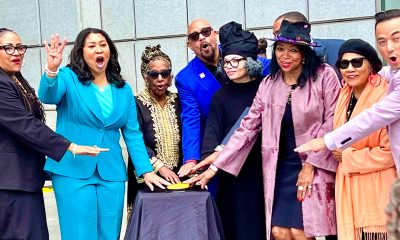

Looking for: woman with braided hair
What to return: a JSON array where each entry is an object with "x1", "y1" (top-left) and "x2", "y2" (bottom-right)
[
  {"x1": 127, "y1": 44, "x2": 183, "y2": 218},
  {"x1": 0, "y1": 28, "x2": 104, "y2": 240}
]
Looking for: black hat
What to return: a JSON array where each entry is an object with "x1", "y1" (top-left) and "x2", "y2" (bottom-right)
[
  {"x1": 337, "y1": 39, "x2": 382, "y2": 73},
  {"x1": 219, "y1": 21, "x2": 258, "y2": 60},
  {"x1": 268, "y1": 19, "x2": 318, "y2": 47}
]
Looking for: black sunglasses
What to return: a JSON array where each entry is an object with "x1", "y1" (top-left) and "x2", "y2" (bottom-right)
[
  {"x1": 187, "y1": 27, "x2": 212, "y2": 41},
  {"x1": 146, "y1": 69, "x2": 172, "y2": 79},
  {"x1": 337, "y1": 57, "x2": 365, "y2": 69},
  {"x1": 0, "y1": 44, "x2": 27, "y2": 55}
]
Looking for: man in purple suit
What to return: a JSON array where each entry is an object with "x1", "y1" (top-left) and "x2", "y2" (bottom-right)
[{"x1": 295, "y1": 9, "x2": 400, "y2": 174}]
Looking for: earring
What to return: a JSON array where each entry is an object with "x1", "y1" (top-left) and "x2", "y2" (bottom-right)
[{"x1": 302, "y1": 59, "x2": 305, "y2": 64}]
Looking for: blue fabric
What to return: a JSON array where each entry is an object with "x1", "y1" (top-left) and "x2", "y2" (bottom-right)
[
  {"x1": 91, "y1": 84, "x2": 113, "y2": 119},
  {"x1": 39, "y1": 67, "x2": 152, "y2": 179},
  {"x1": 52, "y1": 169, "x2": 125, "y2": 240},
  {"x1": 257, "y1": 55, "x2": 271, "y2": 77},
  {"x1": 176, "y1": 57, "x2": 221, "y2": 162},
  {"x1": 176, "y1": 56, "x2": 270, "y2": 162},
  {"x1": 314, "y1": 38, "x2": 345, "y2": 80}
]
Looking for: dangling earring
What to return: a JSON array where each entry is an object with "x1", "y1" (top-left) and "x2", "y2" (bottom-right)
[
  {"x1": 302, "y1": 59, "x2": 305, "y2": 64},
  {"x1": 368, "y1": 72, "x2": 381, "y2": 87}
]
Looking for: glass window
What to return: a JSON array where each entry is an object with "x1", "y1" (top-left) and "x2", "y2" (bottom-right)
[{"x1": 382, "y1": 0, "x2": 400, "y2": 10}]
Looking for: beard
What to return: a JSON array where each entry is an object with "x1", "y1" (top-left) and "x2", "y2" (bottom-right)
[{"x1": 200, "y1": 43, "x2": 217, "y2": 64}]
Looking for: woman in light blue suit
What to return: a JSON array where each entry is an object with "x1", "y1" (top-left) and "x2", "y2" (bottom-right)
[{"x1": 39, "y1": 28, "x2": 170, "y2": 240}]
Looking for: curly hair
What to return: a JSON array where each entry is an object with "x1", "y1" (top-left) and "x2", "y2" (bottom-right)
[
  {"x1": 244, "y1": 57, "x2": 263, "y2": 78},
  {"x1": 140, "y1": 44, "x2": 171, "y2": 78},
  {"x1": 387, "y1": 178, "x2": 400, "y2": 239},
  {"x1": 67, "y1": 28, "x2": 125, "y2": 88},
  {"x1": 269, "y1": 42, "x2": 323, "y2": 88}
]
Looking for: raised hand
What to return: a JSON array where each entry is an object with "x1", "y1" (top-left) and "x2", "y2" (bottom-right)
[
  {"x1": 143, "y1": 172, "x2": 171, "y2": 191},
  {"x1": 43, "y1": 33, "x2": 67, "y2": 72}
]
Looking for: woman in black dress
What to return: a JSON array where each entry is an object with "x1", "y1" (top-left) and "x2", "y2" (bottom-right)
[
  {"x1": 127, "y1": 45, "x2": 182, "y2": 218},
  {"x1": 193, "y1": 22, "x2": 266, "y2": 240}
]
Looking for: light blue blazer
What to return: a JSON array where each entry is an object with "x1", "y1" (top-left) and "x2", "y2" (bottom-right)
[{"x1": 38, "y1": 67, "x2": 152, "y2": 180}]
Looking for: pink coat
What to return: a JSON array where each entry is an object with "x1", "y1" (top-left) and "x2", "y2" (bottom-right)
[{"x1": 214, "y1": 64, "x2": 340, "y2": 239}]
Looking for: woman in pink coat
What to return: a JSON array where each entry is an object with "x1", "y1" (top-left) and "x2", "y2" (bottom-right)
[{"x1": 187, "y1": 20, "x2": 340, "y2": 240}]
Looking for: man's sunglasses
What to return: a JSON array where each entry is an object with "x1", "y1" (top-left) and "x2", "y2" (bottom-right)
[
  {"x1": 336, "y1": 57, "x2": 365, "y2": 69},
  {"x1": 187, "y1": 27, "x2": 212, "y2": 41},
  {"x1": 146, "y1": 69, "x2": 172, "y2": 79}
]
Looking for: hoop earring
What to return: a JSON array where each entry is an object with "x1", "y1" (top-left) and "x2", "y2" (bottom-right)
[{"x1": 368, "y1": 73, "x2": 381, "y2": 87}]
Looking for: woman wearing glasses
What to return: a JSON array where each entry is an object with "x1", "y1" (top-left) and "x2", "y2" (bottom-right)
[
  {"x1": 127, "y1": 44, "x2": 182, "y2": 218},
  {"x1": 188, "y1": 20, "x2": 340, "y2": 240},
  {"x1": 189, "y1": 21, "x2": 266, "y2": 240},
  {"x1": 0, "y1": 28, "x2": 103, "y2": 239},
  {"x1": 333, "y1": 39, "x2": 396, "y2": 240},
  {"x1": 38, "y1": 29, "x2": 169, "y2": 239}
]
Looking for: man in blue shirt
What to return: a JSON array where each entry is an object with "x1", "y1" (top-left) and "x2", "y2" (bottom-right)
[{"x1": 176, "y1": 19, "x2": 270, "y2": 179}]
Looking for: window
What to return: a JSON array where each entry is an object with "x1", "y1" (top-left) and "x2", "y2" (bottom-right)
[{"x1": 382, "y1": 0, "x2": 400, "y2": 10}]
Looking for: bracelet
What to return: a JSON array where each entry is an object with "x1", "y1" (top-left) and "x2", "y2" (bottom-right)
[
  {"x1": 45, "y1": 63, "x2": 59, "y2": 78},
  {"x1": 72, "y1": 143, "x2": 77, "y2": 159},
  {"x1": 185, "y1": 160, "x2": 197, "y2": 165},
  {"x1": 214, "y1": 144, "x2": 224, "y2": 152},
  {"x1": 209, "y1": 164, "x2": 219, "y2": 173}
]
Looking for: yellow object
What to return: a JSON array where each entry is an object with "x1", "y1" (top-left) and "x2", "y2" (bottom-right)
[
  {"x1": 42, "y1": 187, "x2": 53, "y2": 193},
  {"x1": 167, "y1": 183, "x2": 189, "y2": 190}
]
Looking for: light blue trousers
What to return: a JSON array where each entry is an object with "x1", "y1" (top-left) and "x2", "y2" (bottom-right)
[{"x1": 51, "y1": 169, "x2": 125, "y2": 240}]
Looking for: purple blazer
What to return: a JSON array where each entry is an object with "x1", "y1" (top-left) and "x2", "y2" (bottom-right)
[
  {"x1": 325, "y1": 66, "x2": 400, "y2": 175},
  {"x1": 214, "y1": 64, "x2": 340, "y2": 239}
]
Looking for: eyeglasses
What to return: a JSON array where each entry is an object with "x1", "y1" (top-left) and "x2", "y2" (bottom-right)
[
  {"x1": 223, "y1": 58, "x2": 246, "y2": 68},
  {"x1": 0, "y1": 45, "x2": 27, "y2": 55},
  {"x1": 187, "y1": 27, "x2": 212, "y2": 41},
  {"x1": 146, "y1": 69, "x2": 172, "y2": 79},
  {"x1": 337, "y1": 57, "x2": 365, "y2": 69}
]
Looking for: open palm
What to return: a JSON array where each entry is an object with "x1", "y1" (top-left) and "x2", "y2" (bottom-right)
[{"x1": 43, "y1": 33, "x2": 67, "y2": 72}]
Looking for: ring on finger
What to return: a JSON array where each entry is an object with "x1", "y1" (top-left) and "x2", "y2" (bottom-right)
[{"x1": 297, "y1": 186, "x2": 304, "y2": 191}]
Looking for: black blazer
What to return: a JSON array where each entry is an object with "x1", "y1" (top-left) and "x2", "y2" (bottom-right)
[{"x1": 0, "y1": 70, "x2": 70, "y2": 192}]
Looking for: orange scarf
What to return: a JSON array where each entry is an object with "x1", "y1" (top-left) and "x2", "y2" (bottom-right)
[{"x1": 334, "y1": 75, "x2": 397, "y2": 240}]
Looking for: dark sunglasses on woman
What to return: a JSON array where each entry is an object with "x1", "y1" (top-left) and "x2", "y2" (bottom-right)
[
  {"x1": 187, "y1": 27, "x2": 212, "y2": 41},
  {"x1": 146, "y1": 69, "x2": 172, "y2": 79},
  {"x1": 336, "y1": 57, "x2": 365, "y2": 69}
]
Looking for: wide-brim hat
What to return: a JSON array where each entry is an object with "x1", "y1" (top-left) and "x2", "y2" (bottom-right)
[{"x1": 267, "y1": 19, "x2": 319, "y2": 47}]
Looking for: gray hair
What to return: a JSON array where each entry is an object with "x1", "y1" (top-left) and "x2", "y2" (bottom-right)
[{"x1": 244, "y1": 57, "x2": 263, "y2": 78}]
